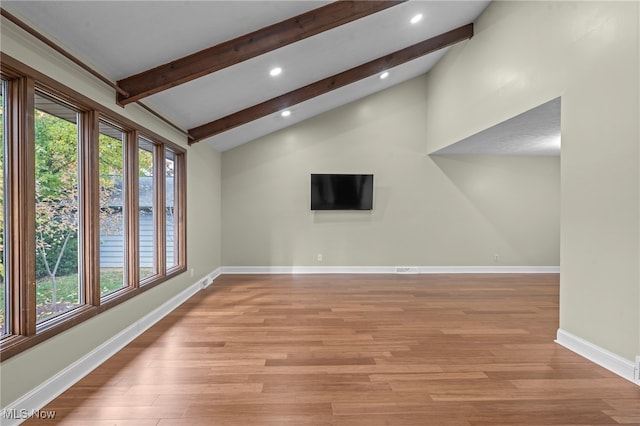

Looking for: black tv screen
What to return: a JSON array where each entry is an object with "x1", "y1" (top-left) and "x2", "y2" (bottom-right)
[{"x1": 310, "y1": 174, "x2": 373, "y2": 210}]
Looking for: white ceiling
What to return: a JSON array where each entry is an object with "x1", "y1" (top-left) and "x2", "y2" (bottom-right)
[
  {"x1": 2, "y1": 1, "x2": 490, "y2": 151},
  {"x1": 430, "y1": 97, "x2": 561, "y2": 157}
]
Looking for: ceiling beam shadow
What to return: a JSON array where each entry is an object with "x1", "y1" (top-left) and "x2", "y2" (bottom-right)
[
  {"x1": 116, "y1": 0, "x2": 405, "y2": 106},
  {"x1": 188, "y1": 23, "x2": 473, "y2": 145}
]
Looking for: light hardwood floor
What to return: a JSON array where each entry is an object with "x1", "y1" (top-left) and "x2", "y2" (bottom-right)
[{"x1": 25, "y1": 274, "x2": 640, "y2": 425}]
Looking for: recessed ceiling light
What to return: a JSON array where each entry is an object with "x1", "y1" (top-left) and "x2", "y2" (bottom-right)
[
  {"x1": 379, "y1": 71, "x2": 389, "y2": 80},
  {"x1": 410, "y1": 14, "x2": 423, "y2": 24},
  {"x1": 281, "y1": 110, "x2": 291, "y2": 117},
  {"x1": 270, "y1": 67, "x2": 282, "y2": 77}
]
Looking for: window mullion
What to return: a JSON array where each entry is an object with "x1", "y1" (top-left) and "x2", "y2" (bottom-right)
[
  {"x1": 127, "y1": 130, "x2": 139, "y2": 288},
  {"x1": 8, "y1": 76, "x2": 36, "y2": 336},
  {"x1": 80, "y1": 110, "x2": 100, "y2": 306}
]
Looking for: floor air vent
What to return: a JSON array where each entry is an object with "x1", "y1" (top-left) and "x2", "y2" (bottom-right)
[{"x1": 395, "y1": 267, "x2": 419, "y2": 274}]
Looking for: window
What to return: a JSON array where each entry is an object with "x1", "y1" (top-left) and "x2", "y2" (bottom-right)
[
  {"x1": 34, "y1": 92, "x2": 82, "y2": 324},
  {"x1": 0, "y1": 79, "x2": 6, "y2": 336},
  {"x1": 165, "y1": 149, "x2": 177, "y2": 270},
  {"x1": 138, "y1": 137, "x2": 156, "y2": 281},
  {"x1": 98, "y1": 120, "x2": 126, "y2": 297},
  {"x1": 0, "y1": 56, "x2": 186, "y2": 360}
]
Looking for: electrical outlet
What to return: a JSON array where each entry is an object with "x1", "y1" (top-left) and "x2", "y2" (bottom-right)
[
  {"x1": 317, "y1": 253, "x2": 323, "y2": 262},
  {"x1": 494, "y1": 254, "x2": 499, "y2": 263}
]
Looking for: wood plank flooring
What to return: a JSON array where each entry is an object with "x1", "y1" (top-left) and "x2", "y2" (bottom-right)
[{"x1": 25, "y1": 274, "x2": 640, "y2": 425}]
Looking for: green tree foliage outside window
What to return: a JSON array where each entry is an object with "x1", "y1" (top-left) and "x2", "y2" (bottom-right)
[{"x1": 34, "y1": 106, "x2": 81, "y2": 322}]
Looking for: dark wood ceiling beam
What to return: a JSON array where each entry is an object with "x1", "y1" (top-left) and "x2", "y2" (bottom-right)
[
  {"x1": 116, "y1": 0, "x2": 405, "y2": 106},
  {"x1": 188, "y1": 23, "x2": 473, "y2": 144}
]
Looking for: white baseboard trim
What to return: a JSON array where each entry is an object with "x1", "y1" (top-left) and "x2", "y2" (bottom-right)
[
  {"x1": 420, "y1": 266, "x2": 560, "y2": 274},
  {"x1": 220, "y1": 265, "x2": 560, "y2": 274},
  {"x1": 221, "y1": 266, "x2": 394, "y2": 274},
  {"x1": 1, "y1": 268, "x2": 222, "y2": 426},
  {"x1": 555, "y1": 328, "x2": 639, "y2": 386}
]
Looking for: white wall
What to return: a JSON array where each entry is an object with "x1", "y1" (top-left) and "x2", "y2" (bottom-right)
[
  {"x1": 0, "y1": 17, "x2": 222, "y2": 407},
  {"x1": 222, "y1": 75, "x2": 560, "y2": 268},
  {"x1": 425, "y1": 1, "x2": 639, "y2": 361}
]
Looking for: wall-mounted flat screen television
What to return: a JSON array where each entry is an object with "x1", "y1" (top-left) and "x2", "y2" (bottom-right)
[{"x1": 310, "y1": 173, "x2": 373, "y2": 210}]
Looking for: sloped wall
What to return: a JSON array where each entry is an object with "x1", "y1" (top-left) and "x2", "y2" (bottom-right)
[{"x1": 425, "y1": 1, "x2": 639, "y2": 361}]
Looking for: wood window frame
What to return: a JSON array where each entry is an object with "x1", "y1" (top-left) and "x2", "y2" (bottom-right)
[
  {"x1": 137, "y1": 135, "x2": 161, "y2": 285},
  {"x1": 96, "y1": 117, "x2": 132, "y2": 302},
  {"x1": 165, "y1": 147, "x2": 186, "y2": 274},
  {"x1": 0, "y1": 78, "x2": 7, "y2": 337},
  {"x1": 33, "y1": 87, "x2": 89, "y2": 331},
  {"x1": 0, "y1": 54, "x2": 187, "y2": 361},
  {"x1": 6, "y1": 73, "x2": 36, "y2": 339},
  {"x1": 155, "y1": 142, "x2": 167, "y2": 278}
]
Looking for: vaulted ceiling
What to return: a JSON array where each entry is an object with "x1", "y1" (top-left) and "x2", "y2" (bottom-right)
[{"x1": 1, "y1": 1, "x2": 491, "y2": 151}]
